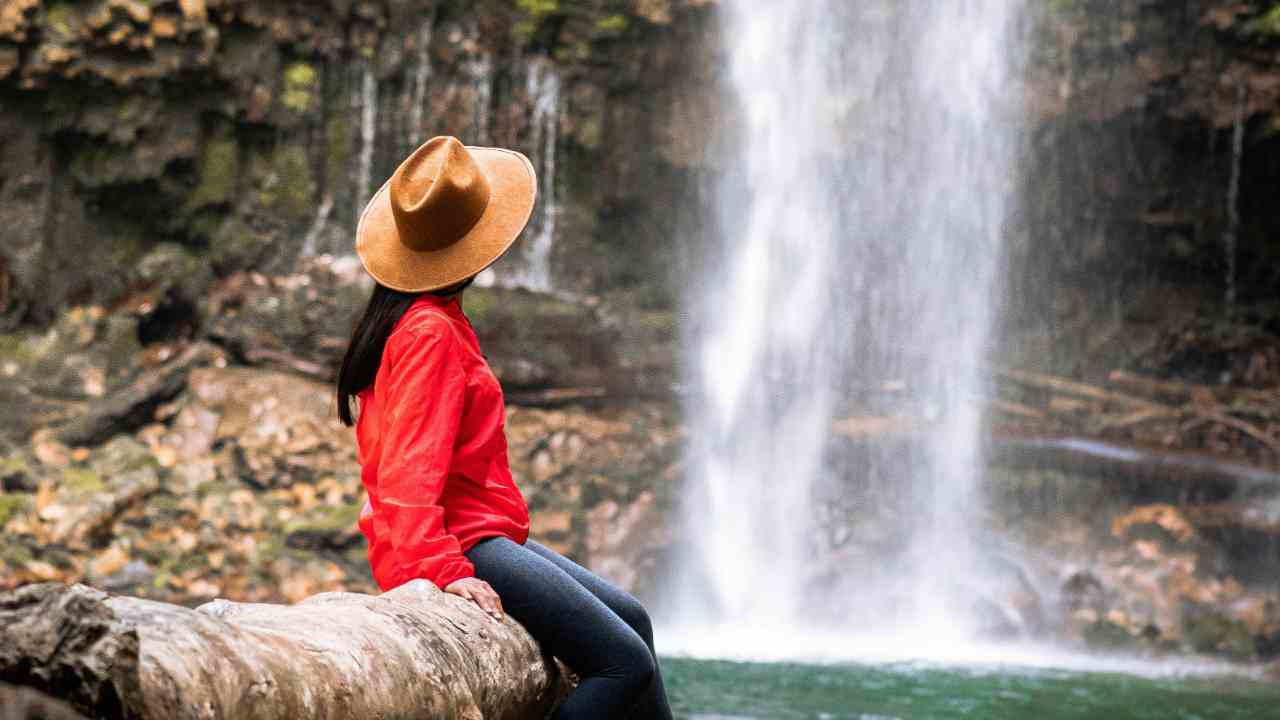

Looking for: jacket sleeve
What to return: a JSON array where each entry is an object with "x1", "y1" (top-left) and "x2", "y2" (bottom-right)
[{"x1": 372, "y1": 319, "x2": 476, "y2": 591}]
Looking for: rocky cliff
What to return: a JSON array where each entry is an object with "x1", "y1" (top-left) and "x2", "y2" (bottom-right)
[{"x1": 0, "y1": 0, "x2": 718, "y2": 329}]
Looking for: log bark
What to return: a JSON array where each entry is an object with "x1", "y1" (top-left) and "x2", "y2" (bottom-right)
[
  {"x1": 0, "y1": 580, "x2": 573, "y2": 720},
  {"x1": 0, "y1": 683, "x2": 89, "y2": 720}
]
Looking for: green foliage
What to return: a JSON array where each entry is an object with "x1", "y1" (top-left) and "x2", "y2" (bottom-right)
[
  {"x1": 594, "y1": 14, "x2": 628, "y2": 34},
  {"x1": 513, "y1": 0, "x2": 564, "y2": 44},
  {"x1": 254, "y1": 144, "x2": 314, "y2": 220},
  {"x1": 61, "y1": 467, "x2": 105, "y2": 493},
  {"x1": 189, "y1": 138, "x2": 240, "y2": 208},
  {"x1": 44, "y1": 3, "x2": 77, "y2": 42},
  {"x1": 517, "y1": 0, "x2": 561, "y2": 16},
  {"x1": 1245, "y1": 5, "x2": 1280, "y2": 35},
  {"x1": 0, "y1": 493, "x2": 31, "y2": 527},
  {"x1": 324, "y1": 115, "x2": 352, "y2": 190},
  {"x1": 283, "y1": 500, "x2": 363, "y2": 536},
  {"x1": 282, "y1": 62, "x2": 318, "y2": 113}
]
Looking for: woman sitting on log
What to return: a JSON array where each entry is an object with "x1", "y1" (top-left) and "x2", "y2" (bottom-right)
[{"x1": 335, "y1": 135, "x2": 673, "y2": 719}]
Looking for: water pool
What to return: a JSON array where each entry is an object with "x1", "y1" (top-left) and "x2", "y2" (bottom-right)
[{"x1": 660, "y1": 656, "x2": 1280, "y2": 719}]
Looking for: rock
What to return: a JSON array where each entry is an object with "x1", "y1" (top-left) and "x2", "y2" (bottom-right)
[
  {"x1": 530, "y1": 509, "x2": 573, "y2": 537},
  {"x1": 0, "y1": 0, "x2": 717, "y2": 329},
  {"x1": 202, "y1": 261, "x2": 624, "y2": 392},
  {"x1": 1182, "y1": 604, "x2": 1258, "y2": 660},
  {"x1": 585, "y1": 490, "x2": 668, "y2": 593}
]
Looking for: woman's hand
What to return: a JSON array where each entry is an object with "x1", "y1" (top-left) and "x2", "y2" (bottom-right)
[{"x1": 444, "y1": 577, "x2": 505, "y2": 621}]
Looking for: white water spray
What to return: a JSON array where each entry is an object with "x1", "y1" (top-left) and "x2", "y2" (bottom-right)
[
  {"x1": 477, "y1": 56, "x2": 561, "y2": 292},
  {"x1": 664, "y1": 0, "x2": 1026, "y2": 659},
  {"x1": 408, "y1": 11, "x2": 437, "y2": 148},
  {"x1": 355, "y1": 62, "x2": 378, "y2": 217}
]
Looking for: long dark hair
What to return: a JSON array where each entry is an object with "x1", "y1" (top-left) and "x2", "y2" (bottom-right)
[{"x1": 335, "y1": 277, "x2": 474, "y2": 426}]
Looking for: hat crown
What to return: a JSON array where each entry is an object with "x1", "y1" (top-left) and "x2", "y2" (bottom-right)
[{"x1": 390, "y1": 136, "x2": 493, "y2": 252}]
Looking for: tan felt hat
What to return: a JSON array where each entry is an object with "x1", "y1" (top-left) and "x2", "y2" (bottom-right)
[{"x1": 355, "y1": 135, "x2": 537, "y2": 292}]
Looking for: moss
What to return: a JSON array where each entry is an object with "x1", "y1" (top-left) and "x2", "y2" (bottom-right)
[
  {"x1": 0, "y1": 333, "x2": 35, "y2": 366},
  {"x1": 1185, "y1": 612, "x2": 1257, "y2": 659},
  {"x1": 0, "y1": 493, "x2": 31, "y2": 526},
  {"x1": 1246, "y1": 6, "x2": 1280, "y2": 35},
  {"x1": 255, "y1": 144, "x2": 313, "y2": 220},
  {"x1": 594, "y1": 14, "x2": 628, "y2": 34},
  {"x1": 44, "y1": 3, "x2": 77, "y2": 42},
  {"x1": 517, "y1": 0, "x2": 560, "y2": 16},
  {"x1": 282, "y1": 61, "x2": 318, "y2": 113},
  {"x1": 5, "y1": 542, "x2": 34, "y2": 567},
  {"x1": 283, "y1": 500, "x2": 362, "y2": 536},
  {"x1": 1081, "y1": 619, "x2": 1135, "y2": 650},
  {"x1": 324, "y1": 115, "x2": 352, "y2": 190},
  {"x1": 115, "y1": 96, "x2": 148, "y2": 126},
  {"x1": 188, "y1": 138, "x2": 239, "y2": 208},
  {"x1": 62, "y1": 467, "x2": 104, "y2": 493},
  {"x1": 575, "y1": 117, "x2": 602, "y2": 149}
]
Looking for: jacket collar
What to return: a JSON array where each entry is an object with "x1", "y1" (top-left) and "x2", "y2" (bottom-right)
[{"x1": 408, "y1": 292, "x2": 472, "y2": 324}]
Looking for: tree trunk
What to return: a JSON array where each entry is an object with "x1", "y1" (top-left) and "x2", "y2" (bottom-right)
[{"x1": 0, "y1": 580, "x2": 574, "y2": 720}]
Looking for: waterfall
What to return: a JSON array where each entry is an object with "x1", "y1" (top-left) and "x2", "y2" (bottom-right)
[
  {"x1": 663, "y1": 0, "x2": 1027, "y2": 659},
  {"x1": 408, "y1": 12, "x2": 437, "y2": 149},
  {"x1": 476, "y1": 56, "x2": 561, "y2": 292},
  {"x1": 470, "y1": 52, "x2": 494, "y2": 144},
  {"x1": 1225, "y1": 80, "x2": 1246, "y2": 319},
  {"x1": 355, "y1": 61, "x2": 378, "y2": 216}
]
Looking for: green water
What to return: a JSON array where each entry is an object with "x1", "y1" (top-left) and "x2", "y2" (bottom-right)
[{"x1": 661, "y1": 657, "x2": 1280, "y2": 719}]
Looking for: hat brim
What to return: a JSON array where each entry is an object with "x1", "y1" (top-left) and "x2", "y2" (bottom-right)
[{"x1": 355, "y1": 146, "x2": 537, "y2": 293}]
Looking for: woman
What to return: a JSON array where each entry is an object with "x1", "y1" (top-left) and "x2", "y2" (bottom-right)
[{"x1": 334, "y1": 135, "x2": 673, "y2": 719}]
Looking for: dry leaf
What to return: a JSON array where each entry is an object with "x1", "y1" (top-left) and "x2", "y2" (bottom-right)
[
  {"x1": 26, "y1": 561, "x2": 61, "y2": 581},
  {"x1": 33, "y1": 439, "x2": 70, "y2": 467},
  {"x1": 90, "y1": 544, "x2": 131, "y2": 577}
]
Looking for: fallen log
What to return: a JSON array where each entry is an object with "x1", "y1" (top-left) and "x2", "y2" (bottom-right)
[
  {"x1": 0, "y1": 683, "x2": 88, "y2": 720},
  {"x1": 986, "y1": 436, "x2": 1280, "y2": 502},
  {"x1": 0, "y1": 580, "x2": 573, "y2": 720},
  {"x1": 993, "y1": 367, "x2": 1168, "y2": 413},
  {"x1": 51, "y1": 343, "x2": 216, "y2": 448}
]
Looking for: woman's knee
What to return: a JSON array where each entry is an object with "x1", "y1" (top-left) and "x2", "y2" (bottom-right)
[
  {"x1": 613, "y1": 594, "x2": 654, "y2": 647},
  {"x1": 613, "y1": 631, "x2": 656, "y2": 695}
]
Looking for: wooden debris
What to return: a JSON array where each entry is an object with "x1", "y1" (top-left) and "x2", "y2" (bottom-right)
[{"x1": 51, "y1": 342, "x2": 217, "y2": 447}]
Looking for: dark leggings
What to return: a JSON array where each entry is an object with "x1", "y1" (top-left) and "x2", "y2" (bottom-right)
[{"x1": 463, "y1": 536, "x2": 674, "y2": 720}]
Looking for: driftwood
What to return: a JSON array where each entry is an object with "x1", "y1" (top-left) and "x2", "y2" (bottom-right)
[
  {"x1": 992, "y1": 367, "x2": 1280, "y2": 459},
  {"x1": 0, "y1": 581, "x2": 573, "y2": 720},
  {"x1": 994, "y1": 367, "x2": 1166, "y2": 412},
  {"x1": 987, "y1": 435, "x2": 1280, "y2": 501},
  {"x1": 51, "y1": 343, "x2": 216, "y2": 447}
]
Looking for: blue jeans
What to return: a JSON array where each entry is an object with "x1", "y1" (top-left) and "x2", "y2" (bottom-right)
[{"x1": 463, "y1": 536, "x2": 674, "y2": 719}]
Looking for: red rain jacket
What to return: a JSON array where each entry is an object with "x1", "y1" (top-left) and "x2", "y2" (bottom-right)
[{"x1": 354, "y1": 293, "x2": 530, "y2": 592}]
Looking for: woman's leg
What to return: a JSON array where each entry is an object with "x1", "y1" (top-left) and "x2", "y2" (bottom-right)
[
  {"x1": 463, "y1": 536, "x2": 656, "y2": 719},
  {"x1": 522, "y1": 539, "x2": 674, "y2": 720}
]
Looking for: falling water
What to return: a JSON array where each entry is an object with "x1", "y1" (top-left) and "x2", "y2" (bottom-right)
[
  {"x1": 477, "y1": 57, "x2": 561, "y2": 292},
  {"x1": 1224, "y1": 80, "x2": 1246, "y2": 319},
  {"x1": 664, "y1": 0, "x2": 1026, "y2": 658},
  {"x1": 355, "y1": 62, "x2": 378, "y2": 218},
  {"x1": 408, "y1": 11, "x2": 437, "y2": 148},
  {"x1": 470, "y1": 52, "x2": 494, "y2": 145}
]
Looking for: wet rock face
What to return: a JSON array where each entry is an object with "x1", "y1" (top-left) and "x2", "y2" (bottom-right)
[
  {"x1": 1011, "y1": 1, "x2": 1280, "y2": 350},
  {"x1": 0, "y1": 0, "x2": 718, "y2": 328}
]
